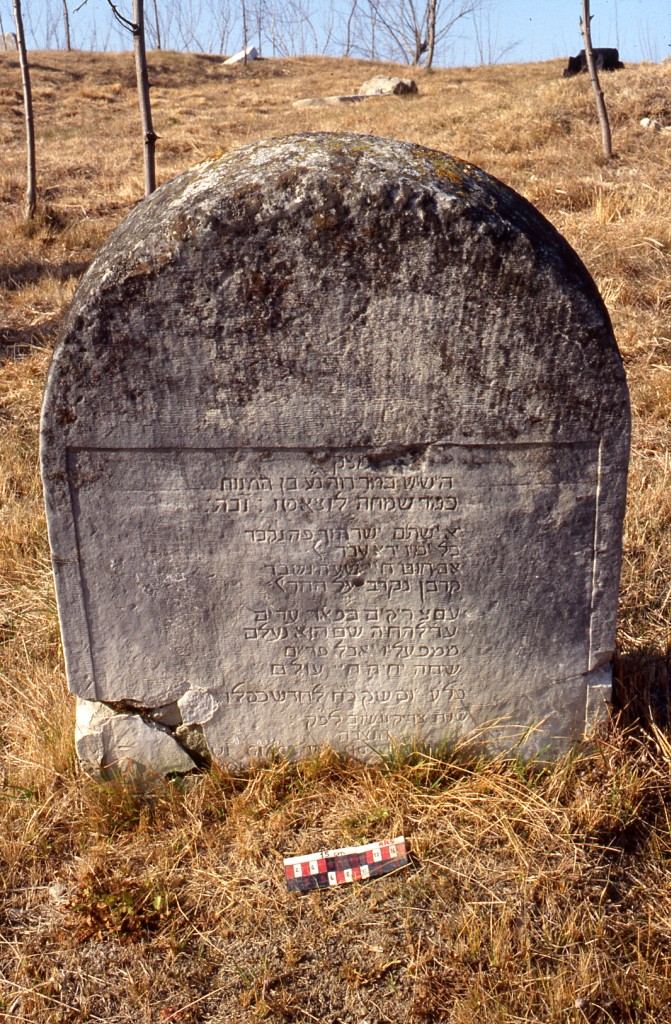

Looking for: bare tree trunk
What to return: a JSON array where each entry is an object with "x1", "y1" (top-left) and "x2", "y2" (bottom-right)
[
  {"x1": 344, "y1": 0, "x2": 357, "y2": 56},
  {"x1": 270, "y1": 0, "x2": 277, "y2": 55},
  {"x1": 425, "y1": 0, "x2": 437, "y2": 69},
  {"x1": 62, "y1": 0, "x2": 72, "y2": 49},
  {"x1": 132, "y1": 0, "x2": 157, "y2": 194},
  {"x1": 580, "y1": 0, "x2": 613, "y2": 159},
  {"x1": 242, "y1": 0, "x2": 248, "y2": 62},
  {"x1": 369, "y1": 0, "x2": 376, "y2": 60},
  {"x1": 13, "y1": 0, "x2": 36, "y2": 220},
  {"x1": 256, "y1": 2, "x2": 262, "y2": 56},
  {"x1": 151, "y1": 0, "x2": 161, "y2": 49}
]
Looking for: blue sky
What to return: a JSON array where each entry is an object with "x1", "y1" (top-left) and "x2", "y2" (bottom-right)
[
  {"x1": 469, "y1": 0, "x2": 670, "y2": 65},
  {"x1": 9, "y1": 0, "x2": 671, "y2": 66}
]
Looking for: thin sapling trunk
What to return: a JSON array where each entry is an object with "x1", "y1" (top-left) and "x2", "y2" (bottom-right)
[
  {"x1": 425, "y1": 0, "x2": 437, "y2": 70},
  {"x1": 13, "y1": 0, "x2": 36, "y2": 219},
  {"x1": 580, "y1": 0, "x2": 613, "y2": 159},
  {"x1": 151, "y1": 0, "x2": 161, "y2": 49},
  {"x1": 133, "y1": 0, "x2": 157, "y2": 193},
  {"x1": 104, "y1": 1, "x2": 157, "y2": 195},
  {"x1": 62, "y1": 0, "x2": 72, "y2": 49}
]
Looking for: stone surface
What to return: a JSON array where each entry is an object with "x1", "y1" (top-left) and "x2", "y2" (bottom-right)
[
  {"x1": 223, "y1": 45, "x2": 258, "y2": 65},
  {"x1": 41, "y1": 132, "x2": 630, "y2": 766},
  {"x1": 1, "y1": 32, "x2": 18, "y2": 50},
  {"x1": 293, "y1": 94, "x2": 368, "y2": 107},
  {"x1": 359, "y1": 75, "x2": 417, "y2": 96}
]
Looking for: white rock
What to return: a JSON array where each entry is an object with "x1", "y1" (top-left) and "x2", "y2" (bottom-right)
[
  {"x1": 358, "y1": 75, "x2": 417, "y2": 96},
  {"x1": 640, "y1": 116, "x2": 664, "y2": 131}
]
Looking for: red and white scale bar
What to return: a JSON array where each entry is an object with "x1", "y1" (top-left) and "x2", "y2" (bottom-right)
[{"x1": 284, "y1": 837, "x2": 408, "y2": 889}]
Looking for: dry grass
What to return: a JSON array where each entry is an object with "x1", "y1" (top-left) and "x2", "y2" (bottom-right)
[{"x1": 1, "y1": 50, "x2": 671, "y2": 1022}]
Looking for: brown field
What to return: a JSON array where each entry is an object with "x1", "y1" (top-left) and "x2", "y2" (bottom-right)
[{"x1": 1, "y1": 49, "x2": 671, "y2": 1023}]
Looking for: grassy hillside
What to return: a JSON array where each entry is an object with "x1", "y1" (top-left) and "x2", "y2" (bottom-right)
[{"x1": 1, "y1": 51, "x2": 671, "y2": 1023}]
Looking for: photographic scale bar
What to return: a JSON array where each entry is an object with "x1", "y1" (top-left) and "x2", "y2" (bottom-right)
[{"x1": 284, "y1": 837, "x2": 409, "y2": 891}]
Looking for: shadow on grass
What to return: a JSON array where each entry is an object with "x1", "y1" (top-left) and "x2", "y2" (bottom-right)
[
  {"x1": 0, "y1": 321, "x2": 58, "y2": 363},
  {"x1": 0, "y1": 259, "x2": 88, "y2": 291},
  {"x1": 613, "y1": 647, "x2": 671, "y2": 729}
]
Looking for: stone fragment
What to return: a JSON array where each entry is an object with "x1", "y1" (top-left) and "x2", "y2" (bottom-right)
[
  {"x1": 75, "y1": 698, "x2": 196, "y2": 777},
  {"x1": 75, "y1": 697, "x2": 116, "y2": 767},
  {"x1": 358, "y1": 75, "x2": 417, "y2": 96},
  {"x1": 42, "y1": 132, "x2": 630, "y2": 768},
  {"x1": 223, "y1": 45, "x2": 258, "y2": 65},
  {"x1": 1, "y1": 32, "x2": 18, "y2": 51},
  {"x1": 178, "y1": 687, "x2": 218, "y2": 726}
]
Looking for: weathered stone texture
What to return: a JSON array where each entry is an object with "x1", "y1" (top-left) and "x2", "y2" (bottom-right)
[
  {"x1": 41, "y1": 133, "x2": 629, "y2": 770},
  {"x1": 358, "y1": 75, "x2": 417, "y2": 95}
]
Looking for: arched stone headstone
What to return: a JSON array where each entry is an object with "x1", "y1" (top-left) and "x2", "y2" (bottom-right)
[{"x1": 41, "y1": 133, "x2": 630, "y2": 772}]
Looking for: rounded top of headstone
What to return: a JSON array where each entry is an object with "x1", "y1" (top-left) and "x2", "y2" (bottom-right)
[{"x1": 42, "y1": 131, "x2": 628, "y2": 452}]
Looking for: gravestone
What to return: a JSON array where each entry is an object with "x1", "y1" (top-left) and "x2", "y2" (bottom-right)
[
  {"x1": 223, "y1": 45, "x2": 258, "y2": 65},
  {"x1": 41, "y1": 132, "x2": 630, "y2": 774}
]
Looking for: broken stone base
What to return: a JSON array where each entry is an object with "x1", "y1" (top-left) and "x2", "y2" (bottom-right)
[
  {"x1": 75, "y1": 698, "x2": 198, "y2": 780},
  {"x1": 73, "y1": 666, "x2": 611, "y2": 781}
]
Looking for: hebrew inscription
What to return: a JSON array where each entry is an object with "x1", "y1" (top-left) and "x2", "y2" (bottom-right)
[{"x1": 68, "y1": 442, "x2": 598, "y2": 761}]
